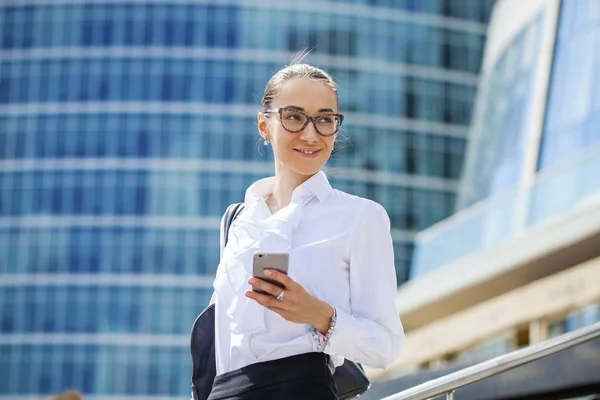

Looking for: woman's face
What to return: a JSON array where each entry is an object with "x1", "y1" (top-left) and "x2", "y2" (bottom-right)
[{"x1": 258, "y1": 78, "x2": 338, "y2": 178}]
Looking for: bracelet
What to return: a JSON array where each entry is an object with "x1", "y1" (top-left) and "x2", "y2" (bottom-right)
[{"x1": 309, "y1": 307, "x2": 337, "y2": 351}]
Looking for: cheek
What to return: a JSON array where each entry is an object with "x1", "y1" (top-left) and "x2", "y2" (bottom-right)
[
  {"x1": 270, "y1": 130, "x2": 294, "y2": 154},
  {"x1": 279, "y1": 127, "x2": 298, "y2": 142}
]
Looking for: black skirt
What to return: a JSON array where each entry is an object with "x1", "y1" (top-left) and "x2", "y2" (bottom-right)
[{"x1": 207, "y1": 352, "x2": 339, "y2": 400}]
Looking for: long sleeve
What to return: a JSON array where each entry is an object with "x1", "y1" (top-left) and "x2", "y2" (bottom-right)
[{"x1": 325, "y1": 201, "x2": 405, "y2": 369}]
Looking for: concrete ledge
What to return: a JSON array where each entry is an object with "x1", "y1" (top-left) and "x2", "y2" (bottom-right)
[{"x1": 376, "y1": 256, "x2": 600, "y2": 377}]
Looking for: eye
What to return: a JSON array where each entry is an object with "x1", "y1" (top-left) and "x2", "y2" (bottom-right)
[
  {"x1": 283, "y1": 110, "x2": 304, "y2": 121},
  {"x1": 318, "y1": 115, "x2": 334, "y2": 124},
  {"x1": 285, "y1": 114, "x2": 302, "y2": 121}
]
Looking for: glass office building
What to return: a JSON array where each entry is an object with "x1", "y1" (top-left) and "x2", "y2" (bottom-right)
[
  {"x1": 413, "y1": 0, "x2": 600, "y2": 277},
  {"x1": 456, "y1": 13, "x2": 545, "y2": 208},
  {"x1": 538, "y1": 0, "x2": 600, "y2": 170},
  {"x1": 383, "y1": 3, "x2": 600, "y2": 398},
  {"x1": 0, "y1": 1, "x2": 494, "y2": 397},
  {"x1": 458, "y1": 0, "x2": 600, "y2": 209}
]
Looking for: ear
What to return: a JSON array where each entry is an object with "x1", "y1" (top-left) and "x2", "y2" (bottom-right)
[{"x1": 257, "y1": 112, "x2": 270, "y2": 141}]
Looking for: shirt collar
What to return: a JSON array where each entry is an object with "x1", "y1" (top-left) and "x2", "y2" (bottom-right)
[{"x1": 244, "y1": 170, "x2": 333, "y2": 206}]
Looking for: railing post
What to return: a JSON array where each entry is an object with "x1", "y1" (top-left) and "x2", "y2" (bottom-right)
[{"x1": 446, "y1": 390, "x2": 455, "y2": 400}]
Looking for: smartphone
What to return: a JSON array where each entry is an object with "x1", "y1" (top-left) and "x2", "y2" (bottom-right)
[{"x1": 252, "y1": 251, "x2": 289, "y2": 295}]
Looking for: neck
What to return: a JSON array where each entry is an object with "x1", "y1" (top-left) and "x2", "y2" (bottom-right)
[{"x1": 268, "y1": 164, "x2": 315, "y2": 212}]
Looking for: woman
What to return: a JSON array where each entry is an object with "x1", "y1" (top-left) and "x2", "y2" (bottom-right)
[{"x1": 209, "y1": 54, "x2": 405, "y2": 400}]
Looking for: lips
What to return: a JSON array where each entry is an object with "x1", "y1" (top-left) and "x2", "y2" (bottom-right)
[{"x1": 294, "y1": 149, "x2": 322, "y2": 158}]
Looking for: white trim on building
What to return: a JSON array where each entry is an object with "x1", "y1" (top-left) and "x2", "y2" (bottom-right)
[
  {"x1": 0, "y1": 102, "x2": 469, "y2": 138},
  {"x1": 0, "y1": 333, "x2": 190, "y2": 347},
  {"x1": 0, "y1": 0, "x2": 489, "y2": 35},
  {"x1": 0, "y1": 273, "x2": 215, "y2": 287},
  {"x1": 0, "y1": 47, "x2": 480, "y2": 86},
  {"x1": 0, "y1": 158, "x2": 459, "y2": 191}
]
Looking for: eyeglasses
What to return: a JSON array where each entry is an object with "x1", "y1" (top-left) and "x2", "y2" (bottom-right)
[{"x1": 264, "y1": 107, "x2": 344, "y2": 137}]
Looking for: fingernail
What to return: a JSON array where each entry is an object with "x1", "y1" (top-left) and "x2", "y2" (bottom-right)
[
  {"x1": 249, "y1": 278, "x2": 255, "y2": 284},
  {"x1": 264, "y1": 270, "x2": 272, "y2": 276}
]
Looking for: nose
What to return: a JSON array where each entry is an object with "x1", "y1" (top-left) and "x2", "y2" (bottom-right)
[{"x1": 299, "y1": 119, "x2": 320, "y2": 143}]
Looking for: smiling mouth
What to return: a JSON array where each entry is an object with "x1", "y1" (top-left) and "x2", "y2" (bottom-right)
[
  {"x1": 294, "y1": 149, "x2": 322, "y2": 157},
  {"x1": 295, "y1": 149, "x2": 320, "y2": 154}
]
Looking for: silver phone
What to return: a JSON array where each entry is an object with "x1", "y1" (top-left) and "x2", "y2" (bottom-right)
[{"x1": 252, "y1": 251, "x2": 289, "y2": 295}]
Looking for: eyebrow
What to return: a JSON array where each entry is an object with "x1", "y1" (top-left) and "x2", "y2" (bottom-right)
[{"x1": 285, "y1": 105, "x2": 336, "y2": 113}]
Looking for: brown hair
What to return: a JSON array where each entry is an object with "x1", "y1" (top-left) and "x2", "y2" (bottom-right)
[
  {"x1": 261, "y1": 50, "x2": 340, "y2": 112},
  {"x1": 46, "y1": 390, "x2": 84, "y2": 400}
]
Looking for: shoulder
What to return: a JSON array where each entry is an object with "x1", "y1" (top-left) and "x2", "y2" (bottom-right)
[{"x1": 327, "y1": 188, "x2": 390, "y2": 224}]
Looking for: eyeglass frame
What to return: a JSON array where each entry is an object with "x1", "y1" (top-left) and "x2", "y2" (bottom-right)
[{"x1": 263, "y1": 107, "x2": 344, "y2": 137}]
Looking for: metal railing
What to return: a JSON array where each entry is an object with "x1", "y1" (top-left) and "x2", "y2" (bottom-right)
[{"x1": 382, "y1": 320, "x2": 600, "y2": 400}]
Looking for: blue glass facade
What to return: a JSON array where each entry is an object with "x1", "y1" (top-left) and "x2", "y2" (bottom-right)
[
  {"x1": 458, "y1": 0, "x2": 600, "y2": 209},
  {"x1": 413, "y1": 0, "x2": 600, "y2": 278},
  {"x1": 457, "y1": 12, "x2": 545, "y2": 209},
  {"x1": 538, "y1": 0, "x2": 600, "y2": 170},
  {"x1": 0, "y1": 1, "x2": 494, "y2": 397}
]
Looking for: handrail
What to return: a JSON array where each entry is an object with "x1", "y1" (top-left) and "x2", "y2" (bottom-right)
[{"x1": 382, "y1": 320, "x2": 600, "y2": 400}]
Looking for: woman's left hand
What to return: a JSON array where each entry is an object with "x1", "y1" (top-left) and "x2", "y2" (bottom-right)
[{"x1": 245, "y1": 269, "x2": 334, "y2": 334}]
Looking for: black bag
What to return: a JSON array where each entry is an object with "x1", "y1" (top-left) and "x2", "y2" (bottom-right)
[{"x1": 190, "y1": 203, "x2": 371, "y2": 400}]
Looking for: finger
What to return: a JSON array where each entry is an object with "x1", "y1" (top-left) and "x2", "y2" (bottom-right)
[
  {"x1": 264, "y1": 269, "x2": 296, "y2": 288},
  {"x1": 245, "y1": 290, "x2": 288, "y2": 310},
  {"x1": 248, "y1": 277, "x2": 284, "y2": 297}
]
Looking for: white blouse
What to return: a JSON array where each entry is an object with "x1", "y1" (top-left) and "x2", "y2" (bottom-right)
[{"x1": 212, "y1": 171, "x2": 405, "y2": 375}]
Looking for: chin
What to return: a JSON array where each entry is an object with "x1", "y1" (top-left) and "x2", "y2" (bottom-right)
[
  {"x1": 293, "y1": 164, "x2": 324, "y2": 177},
  {"x1": 281, "y1": 153, "x2": 330, "y2": 177}
]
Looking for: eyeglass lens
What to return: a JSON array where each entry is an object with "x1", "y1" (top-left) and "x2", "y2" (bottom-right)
[{"x1": 280, "y1": 108, "x2": 341, "y2": 135}]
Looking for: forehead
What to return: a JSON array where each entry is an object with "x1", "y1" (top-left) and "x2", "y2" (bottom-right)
[{"x1": 273, "y1": 78, "x2": 337, "y2": 112}]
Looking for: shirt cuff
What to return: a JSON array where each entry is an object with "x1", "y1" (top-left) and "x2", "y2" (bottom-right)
[
  {"x1": 308, "y1": 329, "x2": 325, "y2": 352},
  {"x1": 323, "y1": 307, "x2": 362, "y2": 358}
]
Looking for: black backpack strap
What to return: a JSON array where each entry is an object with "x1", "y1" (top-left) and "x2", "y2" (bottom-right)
[
  {"x1": 220, "y1": 202, "x2": 245, "y2": 258},
  {"x1": 191, "y1": 202, "x2": 245, "y2": 400}
]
